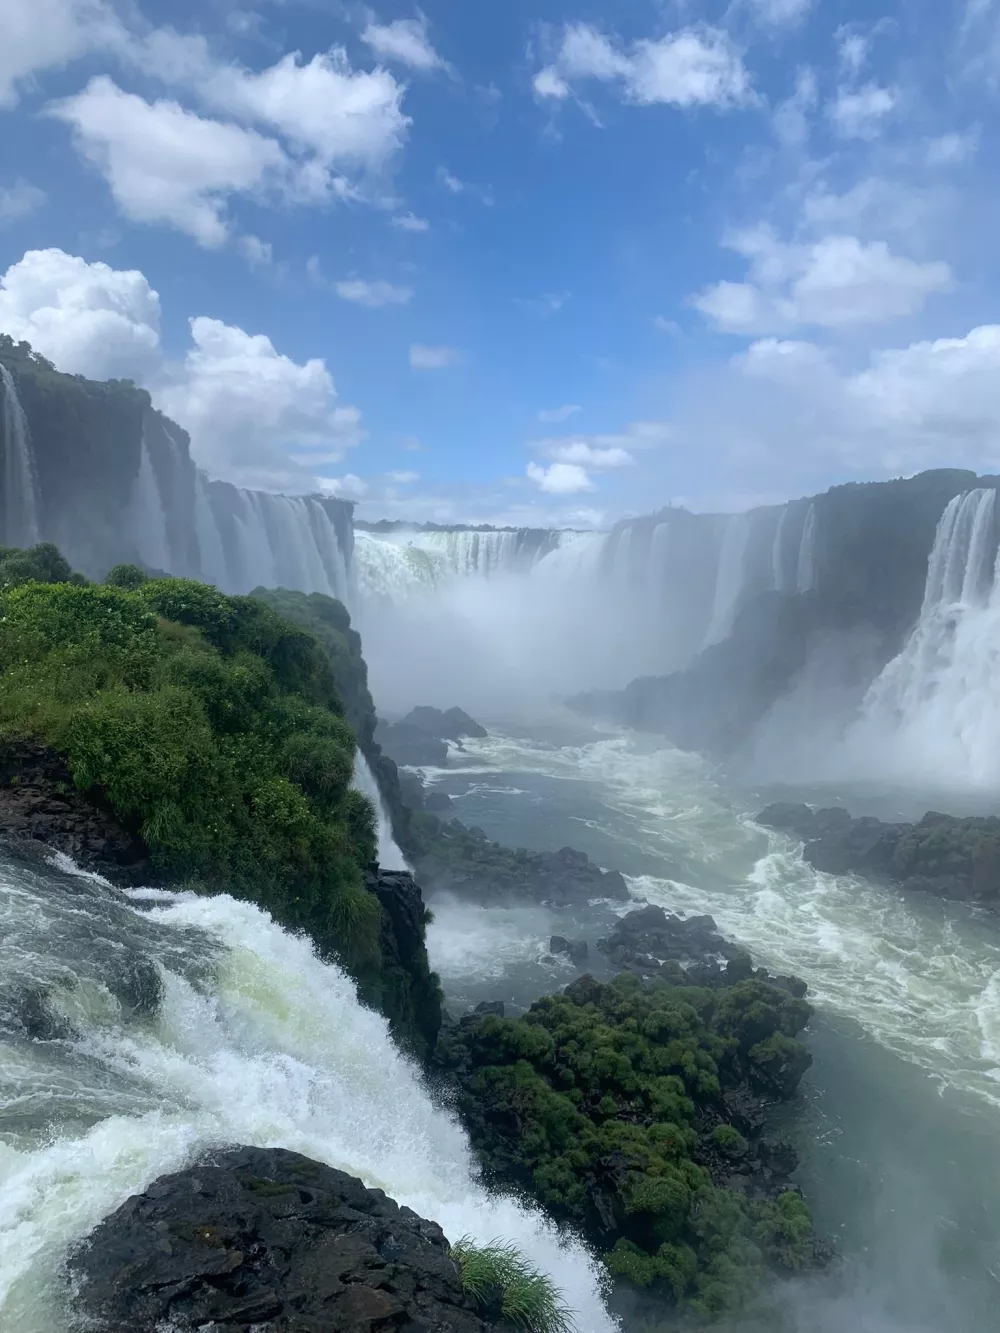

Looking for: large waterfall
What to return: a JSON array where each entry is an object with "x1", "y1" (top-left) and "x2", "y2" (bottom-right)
[
  {"x1": 0, "y1": 364, "x2": 39, "y2": 550},
  {"x1": 848, "y1": 487, "x2": 1000, "y2": 786},
  {"x1": 0, "y1": 852, "x2": 616, "y2": 1332}
]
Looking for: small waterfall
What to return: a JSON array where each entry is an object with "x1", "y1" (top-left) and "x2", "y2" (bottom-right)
[
  {"x1": 771, "y1": 505, "x2": 790, "y2": 592},
  {"x1": 796, "y1": 503, "x2": 817, "y2": 593},
  {"x1": 128, "y1": 433, "x2": 171, "y2": 574},
  {"x1": 351, "y1": 750, "x2": 408, "y2": 871},
  {"x1": 851, "y1": 488, "x2": 1000, "y2": 786},
  {"x1": 0, "y1": 363, "x2": 40, "y2": 549},
  {"x1": 703, "y1": 513, "x2": 752, "y2": 646},
  {"x1": 194, "y1": 473, "x2": 229, "y2": 589}
]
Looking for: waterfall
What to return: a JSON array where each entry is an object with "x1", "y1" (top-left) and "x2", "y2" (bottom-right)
[
  {"x1": 128, "y1": 433, "x2": 171, "y2": 574},
  {"x1": 771, "y1": 505, "x2": 790, "y2": 592},
  {"x1": 850, "y1": 488, "x2": 1000, "y2": 786},
  {"x1": 796, "y1": 503, "x2": 817, "y2": 593},
  {"x1": 194, "y1": 473, "x2": 229, "y2": 588},
  {"x1": 0, "y1": 363, "x2": 40, "y2": 549},
  {"x1": 231, "y1": 490, "x2": 277, "y2": 593},
  {"x1": 703, "y1": 513, "x2": 753, "y2": 646},
  {"x1": 610, "y1": 524, "x2": 634, "y2": 586},
  {"x1": 353, "y1": 529, "x2": 447, "y2": 603},
  {"x1": 306, "y1": 498, "x2": 350, "y2": 603},
  {"x1": 374, "y1": 529, "x2": 530, "y2": 579},
  {"x1": 0, "y1": 853, "x2": 616, "y2": 1332},
  {"x1": 648, "y1": 520, "x2": 671, "y2": 591},
  {"x1": 351, "y1": 750, "x2": 408, "y2": 871}
]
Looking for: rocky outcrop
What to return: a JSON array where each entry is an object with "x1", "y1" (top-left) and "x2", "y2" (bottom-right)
[
  {"x1": 376, "y1": 720, "x2": 450, "y2": 768},
  {"x1": 0, "y1": 739, "x2": 149, "y2": 883},
  {"x1": 758, "y1": 802, "x2": 1000, "y2": 906},
  {"x1": 400, "y1": 706, "x2": 487, "y2": 741},
  {"x1": 69, "y1": 1145, "x2": 493, "y2": 1333},
  {"x1": 413, "y1": 822, "x2": 629, "y2": 907},
  {"x1": 365, "y1": 866, "x2": 443, "y2": 1059},
  {"x1": 549, "y1": 935, "x2": 588, "y2": 965}
]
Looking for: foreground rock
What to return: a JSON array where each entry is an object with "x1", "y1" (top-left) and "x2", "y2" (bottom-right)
[
  {"x1": 413, "y1": 821, "x2": 629, "y2": 906},
  {"x1": 758, "y1": 802, "x2": 1000, "y2": 906},
  {"x1": 70, "y1": 1146, "x2": 492, "y2": 1333}
]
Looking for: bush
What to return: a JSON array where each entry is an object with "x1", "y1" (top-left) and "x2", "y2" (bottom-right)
[
  {"x1": 450, "y1": 1238, "x2": 575, "y2": 1333},
  {"x1": 105, "y1": 563, "x2": 148, "y2": 589}
]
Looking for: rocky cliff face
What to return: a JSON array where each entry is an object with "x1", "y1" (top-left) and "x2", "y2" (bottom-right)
[{"x1": 69, "y1": 1146, "x2": 493, "y2": 1333}]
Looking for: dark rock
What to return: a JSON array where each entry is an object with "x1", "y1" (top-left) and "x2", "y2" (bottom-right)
[
  {"x1": 549, "y1": 936, "x2": 589, "y2": 965},
  {"x1": 401, "y1": 706, "x2": 488, "y2": 741},
  {"x1": 474, "y1": 1000, "x2": 505, "y2": 1017},
  {"x1": 424, "y1": 790, "x2": 454, "y2": 813},
  {"x1": 0, "y1": 739, "x2": 150, "y2": 885},
  {"x1": 363, "y1": 867, "x2": 443, "y2": 1059},
  {"x1": 69, "y1": 1145, "x2": 492, "y2": 1333},
  {"x1": 375, "y1": 721, "x2": 449, "y2": 769},
  {"x1": 757, "y1": 803, "x2": 1000, "y2": 908}
]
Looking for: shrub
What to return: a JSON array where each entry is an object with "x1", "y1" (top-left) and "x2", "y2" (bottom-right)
[{"x1": 450, "y1": 1238, "x2": 575, "y2": 1333}]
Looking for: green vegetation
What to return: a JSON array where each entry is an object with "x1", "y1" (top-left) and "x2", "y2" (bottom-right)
[
  {"x1": 0, "y1": 549, "x2": 436, "y2": 1047},
  {"x1": 450, "y1": 1238, "x2": 575, "y2": 1333},
  {"x1": 438, "y1": 971, "x2": 818, "y2": 1319}
]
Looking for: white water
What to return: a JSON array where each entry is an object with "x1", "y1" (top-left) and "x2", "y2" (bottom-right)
[
  {"x1": 194, "y1": 472, "x2": 229, "y2": 588},
  {"x1": 128, "y1": 433, "x2": 171, "y2": 574},
  {"x1": 0, "y1": 364, "x2": 40, "y2": 549},
  {"x1": 0, "y1": 857, "x2": 616, "y2": 1332},
  {"x1": 771, "y1": 505, "x2": 790, "y2": 592},
  {"x1": 704, "y1": 512, "x2": 753, "y2": 646},
  {"x1": 845, "y1": 488, "x2": 1000, "y2": 787},
  {"x1": 796, "y1": 503, "x2": 817, "y2": 594},
  {"x1": 352, "y1": 751, "x2": 409, "y2": 871}
]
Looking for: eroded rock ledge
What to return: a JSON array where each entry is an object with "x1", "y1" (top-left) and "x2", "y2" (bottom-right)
[{"x1": 69, "y1": 1145, "x2": 492, "y2": 1333}]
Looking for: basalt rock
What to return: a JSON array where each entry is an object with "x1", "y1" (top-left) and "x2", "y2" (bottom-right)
[
  {"x1": 400, "y1": 706, "x2": 488, "y2": 742},
  {"x1": 549, "y1": 935, "x2": 589, "y2": 965},
  {"x1": 757, "y1": 802, "x2": 1000, "y2": 906},
  {"x1": 363, "y1": 866, "x2": 443, "y2": 1060},
  {"x1": 69, "y1": 1145, "x2": 493, "y2": 1333},
  {"x1": 375, "y1": 720, "x2": 449, "y2": 769}
]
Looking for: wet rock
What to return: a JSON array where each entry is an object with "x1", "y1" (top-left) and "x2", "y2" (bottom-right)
[
  {"x1": 69, "y1": 1145, "x2": 493, "y2": 1333},
  {"x1": 400, "y1": 706, "x2": 488, "y2": 741},
  {"x1": 424, "y1": 789, "x2": 454, "y2": 813},
  {"x1": 375, "y1": 721, "x2": 449, "y2": 769},
  {"x1": 363, "y1": 866, "x2": 443, "y2": 1059},
  {"x1": 105, "y1": 952, "x2": 162, "y2": 1017},
  {"x1": 549, "y1": 935, "x2": 589, "y2": 965},
  {"x1": 474, "y1": 1000, "x2": 505, "y2": 1017}
]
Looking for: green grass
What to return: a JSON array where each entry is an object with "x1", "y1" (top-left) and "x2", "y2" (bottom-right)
[{"x1": 450, "y1": 1238, "x2": 576, "y2": 1333}]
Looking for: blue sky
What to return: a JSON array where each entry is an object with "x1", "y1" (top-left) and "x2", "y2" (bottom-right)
[{"x1": 1, "y1": 0, "x2": 999, "y2": 526}]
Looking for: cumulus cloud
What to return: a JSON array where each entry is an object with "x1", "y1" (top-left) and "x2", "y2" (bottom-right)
[
  {"x1": 0, "y1": 247, "x2": 161, "y2": 379},
  {"x1": 385, "y1": 469, "x2": 419, "y2": 484},
  {"x1": 534, "y1": 21, "x2": 753, "y2": 110},
  {"x1": 410, "y1": 343, "x2": 460, "y2": 369},
  {"x1": 334, "y1": 278, "x2": 413, "y2": 307},
  {"x1": 828, "y1": 82, "x2": 896, "y2": 139},
  {"x1": 0, "y1": 180, "x2": 46, "y2": 224},
  {"x1": 0, "y1": 0, "x2": 123, "y2": 107},
  {"x1": 361, "y1": 16, "x2": 445, "y2": 72},
  {"x1": 48, "y1": 78, "x2": 291, "y2": 247},
  {"x1": 925, "y1": 129, "x2": 980, "y2": 166},
  {"x1": 317, "y1": 473, "x2": 369, "y2": 499},
  {"x1": 548, "y1": 442, "x2": 634, "y2": 468},
  {"x1": 747, "y1": 0, "x2": 813, "y2": 25},
  {"x1": 692, "y1": 227, "x2": 952, "y2": 334},
  {"x1": 772, "y1": 67, "x2": 817, "y2": 147},
  {"x1": 526, "y1": 460, "x2": 595, "y2": 494},
  {"x1": 159, "y1": 316, "x2": 363, "y2": 489},
  {"x1": 538, "y1": 404, "x2": 581, "y2": 423}
]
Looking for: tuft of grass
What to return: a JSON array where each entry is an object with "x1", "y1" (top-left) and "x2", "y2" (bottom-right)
[{"x1": 450, "y1": 1237, "x2": 575, "y2": 1333}]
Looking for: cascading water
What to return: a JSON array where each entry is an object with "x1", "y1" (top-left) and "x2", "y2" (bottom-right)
[
  {"x1": 0, "y1": 363, "x2": 40, "y2": 550},
  {"x1": 703, "y1": 512, "x2": 753, "y2": 646},
  {"x1": 848, "y1": 488, "x2": 1000, "y2": 786},
  {"x1": 128, "y1": 433, "x2": 171, "y2": 574},
  {"x1": 796, "y1": 503, "x2": 817, "y2": 594},
  {"x1": 194, "y1": 472, "x2": 229, "y2": 589},
  {"x1": 771, "y1": 505, "x2": 791, "y2": 592},
  {"x1": 232, "y1": 489, "x2": 278, "y2": 593},
  {"x1": 0, "y1": 852, "x2": 616, "y2": 1332},
  {"x1": 351, "y1": 750, "x2": 408, "y2": 871}
]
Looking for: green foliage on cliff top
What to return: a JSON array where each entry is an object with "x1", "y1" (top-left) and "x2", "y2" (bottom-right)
[
  {"x1": 438, "y1": 971, "x2": 817, "y2": 1319},
  {"x1": 0, "y1": 565, "x2": 393, "y2": 997}
]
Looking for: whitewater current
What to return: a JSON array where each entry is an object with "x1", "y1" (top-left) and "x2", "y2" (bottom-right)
[{"x1": 0, "y1": 855, "x2": 615, "y2": 1333}]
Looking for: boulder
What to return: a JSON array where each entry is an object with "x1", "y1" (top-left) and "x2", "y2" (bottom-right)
[
  {"x1": 549, "y1": 935, "x2": 589, "y2": 965},
  {"x1": 375, "y1": 721, "x2": 449, "y2": 768},
  {"x1": 69, "y1": 1145, "x2": 492, "y2": 1333},
  {"x1": 401, "y1": 706, "x2": 487, "y2": 741}
]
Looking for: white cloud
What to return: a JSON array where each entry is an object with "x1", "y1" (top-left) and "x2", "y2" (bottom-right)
[
  {"x1": 653, "y1": 315, "x2": 682, "y2": 334},
  {"x1": 392, "y1": 211, "x2": 429, "y2": 231},
  {"x1": 238, "y1": 234, "x2": 273, "y2": 267},
  {"x1": 385, "y1": 469, "x2": 419, "y2": 484},
  {"x1": 534, "y1": 22, "x2": 753, "y2": 110},
  {"x1": 538, "y1": 404, "x2": 581, "y2": 423},
  {"x1": 693, "y1": 228, "x2": 952, "y2": 334},
  {"x1": 526, "y1": 461, "x2": 595, "y2": 494},
  {"x1": 317, "y1": 473, "x2": 369, "y2": 499},
  {"x1": 361, "y1": 16, "x2": 445, "y2": 72},
  {"x1": 437, "y1": 166, "x2": 493, "y2": 205},
  {"x1": 548, "y1": 442, "x2": 634, "y2": 468},
  {"x1": 925, "y1": 129, "x2": 980, "y2": 166},
  {"x1": 828, "y1": 82, "x2": 895, "y2": 139},
  {"x1": 773, "y1": 67, "x2": 817, "y2": 147},
  {"x1": 410, "y1": 343, "x2": 460, "y2": 369},
  {"x1": 0, "y1": 180, "x2": 46, "y2": 223},
  {"x1": 159, "y1": 316, "x2": 363, "y2": 488},
  {"x1": 837, "y1": 30, "x2": 870, "y2": 75},
  {"x1": 747, "y1": 0, "x2": 813, "y2": 26},
  {"x1": 0, "y1": 247, "x2": 161, "y2": 379},
  {"x1": 48, "y1": 77, "x2": 291, "y2": 246},
  {"x1": 335, "y1": 278, "x2": 413, "y2": 307},
  {"x1": 0, "y1": 0, "x2": 122, "y2": 107}
]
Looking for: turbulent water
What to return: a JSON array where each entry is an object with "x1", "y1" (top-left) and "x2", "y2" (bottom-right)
[
  {"x1": 0, "y1": 853, "x2": 616, "y2": 1333},
  {"x1": 421, "y1": 725, "x2": 1000, "y2": 1330}
]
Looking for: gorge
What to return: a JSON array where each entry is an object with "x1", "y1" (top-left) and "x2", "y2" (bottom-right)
[{"x1": 3, "y1": 341, "x2": 1000, "y2": 1333}]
